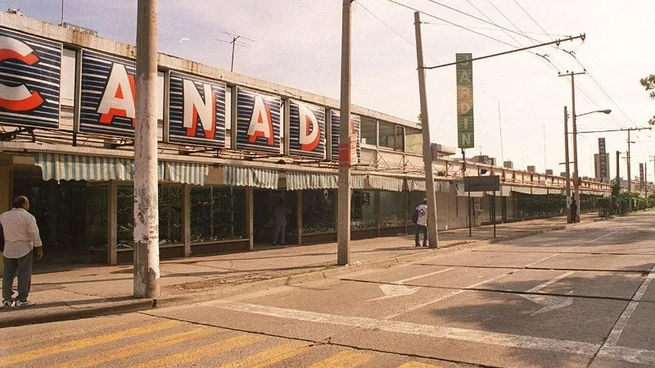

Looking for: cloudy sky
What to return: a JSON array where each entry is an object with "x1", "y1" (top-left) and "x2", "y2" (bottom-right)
[{"x1": 5, "y1": 0, "x2": 655, "y2": 181}]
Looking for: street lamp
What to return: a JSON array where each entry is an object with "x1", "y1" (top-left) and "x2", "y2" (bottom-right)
[{"x1": 571, "y1": 108, "x2": 611, "y2": 222}]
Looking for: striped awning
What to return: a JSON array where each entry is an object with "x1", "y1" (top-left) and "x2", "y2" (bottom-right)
[
  {"x1": 34, "y1": 153, "x2": 208, "y2": 185},
  {"x1": 224, "y1": 166, "x2": 278, "y2": 189},
  {"x1": 286, "y1": 171, "x2": 337, "y2": 190},
  {"x1": 406, "y1": 179, "x2": 450, "y2": 193},
  {"x1": 166, "y1": 162, "x2": 208, "y2": 186},
  {"x1": 351, "y1": 175, "x2": 367, "y2": 190},
  {"x1": 367, "y1": 175, "x2": 404, "y2": 192}
]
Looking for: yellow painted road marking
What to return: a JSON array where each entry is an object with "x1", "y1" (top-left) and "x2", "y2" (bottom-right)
[
  {"x1": 127, "y1": 334, "x2": 262, "y2": 368},
  {"x1": 49, "y1": 327, "x2": 214, "y2": 368},
  {"x1": 1, "y1": 314, "x2": 146, "y2": 350},
  {"x1": 306, "y1": 351, "x2": 372, "y2": 368},
  {"x1": 218, "y1": 342, "x2": 308, "y2": 368},
  {"x1": 0, "y1": 320, "x2": 177, "y2": 365},
  {"x1": 398, "y1": 362, "x2": 443, "y2": 368}
]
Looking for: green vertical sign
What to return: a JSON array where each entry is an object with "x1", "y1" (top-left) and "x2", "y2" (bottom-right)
[{"x1": 456, "y1": 53, "x2": 474, "y2": 149}]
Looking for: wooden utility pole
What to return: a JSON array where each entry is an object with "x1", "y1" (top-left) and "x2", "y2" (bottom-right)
[{"x1": 134, "y1": 0, "x2": 160, "y2": 298}]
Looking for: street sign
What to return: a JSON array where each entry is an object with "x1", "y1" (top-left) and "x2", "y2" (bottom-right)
[
  {"x1": 456, "y1": 53, "x2": 474, "y2": 149},
  {"x1": 464, "y1": 175, "x2": 500, "y2": 192}
]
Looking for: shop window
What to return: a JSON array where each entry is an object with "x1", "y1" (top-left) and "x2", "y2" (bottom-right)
[
  {"x1": 302, "y1": 190, "x2": 336, "y2": 233},
  {"x1": 380, "y1": 191, "x2": 403, "y2": 227},
  {"x1": 87, "y1": 184, "x2": 109, "y2": 248},
  {"x1": 190, "y1": 186, "x2": 246, "y2": 243},
  {"x1": 405, "y1": 127, "x2": 422, "y2": 154},
  {"x1": 116, "y1": 184, "x2": 183, "y2": 248},
  {"x1": 351, "y1": 190, "x2": 376, "y2": 230},
  {"x1": 378, "y1": 121, "x2": 395, "y2": 149},
  {"x1": 360, "y1": 116, "x2": 377, "y2": 146}
]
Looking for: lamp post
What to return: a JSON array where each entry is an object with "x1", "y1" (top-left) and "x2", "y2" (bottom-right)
[{"x1": 571, "y1": 108, "x2": 611, "y2": 222}]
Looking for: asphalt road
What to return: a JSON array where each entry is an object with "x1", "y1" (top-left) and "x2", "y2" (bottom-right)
[{"x1": 3, "y1": 212, "x2": 654, "y2": 368}]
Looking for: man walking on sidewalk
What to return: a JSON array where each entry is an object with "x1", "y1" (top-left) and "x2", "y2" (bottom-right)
[
  {"x1": 415, "y1": 198, "x2": 428, "y2": 247},
  {"x1": 0, "y1": 196, "x2": 43, "y2": 308}
]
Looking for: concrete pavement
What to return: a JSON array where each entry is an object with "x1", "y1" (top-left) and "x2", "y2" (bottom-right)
[{"x1": 0, "y1": 212, "x2": 607, "y2": 328}]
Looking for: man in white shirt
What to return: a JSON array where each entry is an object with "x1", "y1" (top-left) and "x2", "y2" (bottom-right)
[
  {"x1": 415, "y1": 198, "x2": 428, "y2": 247},
  {"x1": 0, "y1": 196, "x2": 43, "y2": 308}
]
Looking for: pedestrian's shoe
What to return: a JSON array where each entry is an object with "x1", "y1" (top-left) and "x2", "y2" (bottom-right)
[
  {"x1": 423, "y1": 244, "x2": 428, "y2": 247},
  {"x1": 2, "y1": 300, "x2": 13, "y2": 308},
  {"x1": 15, "y1": 300, "x2": 35, "y2": 308},
  {"x1": 415, "y1": 243, "x2": 421, "y2": 247}
]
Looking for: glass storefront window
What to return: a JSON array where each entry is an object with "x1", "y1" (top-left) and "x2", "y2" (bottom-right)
[
  {"x1": 190, "y1": 186, "x2": 246, "y2": 243},
  {"x1": 116, "y1": 184, "x2": 183, "y2": 248},
  {"x1": 116, "y1": 185, "x2": 134, "y2": 249},
  {"x1": 380, "y1": 191, "x2": 404, "y2": 227},
  {"x1": 87, "y1": 184, "x2": 108, "y2": 248},
  {"x1": 302, "y1": 189, "x2": 335, "y2": 233},
  {"x1": 360, "y1": 116, "x2": 377, "y2": 146},
  {"x1": 351, "y1": 190, "x2": 376, "y2": 230},
  {"x1": 405, "y1": 127, "x2": 422, "y2": 154},
  {"x1": 159, "y1": 184, "x2": 183, "y2": 245}
]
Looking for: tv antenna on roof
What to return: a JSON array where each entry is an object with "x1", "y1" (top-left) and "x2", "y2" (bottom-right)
[{"x1": 216, "y1": 31, "x2": 256, "y2": 72}]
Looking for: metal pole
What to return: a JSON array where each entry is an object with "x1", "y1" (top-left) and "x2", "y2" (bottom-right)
[
  {"x1": 134, "y1": 0, "x2": 160, "y2": 299},
  {"x1": 564, "y1": 106, "x2": 572, "y2": 223},
  {"x1": 60, "y1": 0, "x2": 64, "y2": 25},
  {"x1": 414, "y1": 11, "x2": 439, "y2": 248},
  {"x1": 230, "y1": 36, "x2": 239, "y2": 72},
  {"x1": 570, "y1": 73, "x2": 581, "y2": 223},
  {"x1": 337, "y1": 0, "x2": 352, "y2": 265}
]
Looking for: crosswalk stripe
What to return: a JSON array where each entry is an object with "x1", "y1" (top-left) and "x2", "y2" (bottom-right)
[
  {"x1": 48, "y1": 327, "x2": 214, "y2": 368},
  {"x1": 126, "y1": 334, "x2": 262, "y2": 368},
  {"x1": 0, "y1": 320, "x2": 178, "y2": 365},
  {"x1": 218, "y1": 342, "x2": 308, "y2": 368},
  {"x1": 306, "y1": 351, "x2": 372, "y2": 368},
  {"x1": 397, "y1": 362, "x2": 443, "y2": 368},
  {"x1": 1, "y1": 314, "x2": 146, "y2": 350}
]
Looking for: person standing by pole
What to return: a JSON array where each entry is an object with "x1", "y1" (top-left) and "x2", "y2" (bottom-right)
[
  {"x1": 0, "y1": 196, "x2": 43, "y2": 307},
  {"x1": 414, "y1": 198, "x2": 428, "y2": 247}
]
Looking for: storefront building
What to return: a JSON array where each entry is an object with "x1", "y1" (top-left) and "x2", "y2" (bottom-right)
[{"x1": 0, "y1": 13, "x2": 611, "y2": 264}]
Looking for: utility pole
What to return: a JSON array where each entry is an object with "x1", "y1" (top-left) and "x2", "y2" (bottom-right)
[
  {"x1": 414, "y1": 11, "x2": 438, "y2": 248},
  {"x1": 563, "y1": 106, "x2": 572, "y2": 223},
  {"x1": 134, "y1": 0, "x2": 160, "y2": 298},
  {"x1": 559, "y1": 71, "x2": 585, "y2": 223},
  {"x1": 616, "y1": 150, "x2": 620, "y2": 190},
  {"x1": 229, "y1": 36, "x2": 240, "y2": 72},
  {"x1": 337, "y1": 0, "x2": 353, "y2": 265},
  {"x1": 627, "y1": 130, "x2": 632, "y2": 193}
]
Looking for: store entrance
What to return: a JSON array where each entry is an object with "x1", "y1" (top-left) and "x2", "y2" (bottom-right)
[{"x1": 13, "y1": 167, "x2": 88, "y2": 253}]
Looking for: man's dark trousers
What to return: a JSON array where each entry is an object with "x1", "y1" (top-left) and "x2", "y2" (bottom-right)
[
  {"x1": 3, "y1": 250, "x2": 33, "y2": 302},
  {"x1": 415, "y1": 225, "x2": 427, "y2": 246}
]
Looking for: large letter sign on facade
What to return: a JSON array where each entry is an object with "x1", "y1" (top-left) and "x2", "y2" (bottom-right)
[
  {"x1": 330, "y1": 110, "x2": 360, "y2": 163},
  {"x1": 0, "y1": 28, "x2": 61, "y2": 129},
  {"x1": 456, "y1": 53, "x2": 474, "y2": 149},
  {"x1": 235, "y1": 88, "x2": 281, "y2": 154},
  {"x1": 289, "y1": 99, "x2": 325, "y2": 159},
  {"x1": 80, "y1": 50, "x2": 137, "y2": 137},
  {"x1": 168, "y1": 71, "x2": 226, "y2": 147}
]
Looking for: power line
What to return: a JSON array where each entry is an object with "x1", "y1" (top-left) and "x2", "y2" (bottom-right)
[
  {"x1": 355, "y1": 1, "x2": 416, "y2": 47},
  {"x1": 513, "y1": 0, "x2": 553, "y2": 40}
]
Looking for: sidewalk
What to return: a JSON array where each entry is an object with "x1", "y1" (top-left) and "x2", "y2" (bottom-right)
[{"x1": 0, "y1": 213, "x2": 605, "y2": 328}]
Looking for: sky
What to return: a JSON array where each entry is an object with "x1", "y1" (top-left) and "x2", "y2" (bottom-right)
[{"x1": 4, "y1": 0, "x2": 655, "y2": 182}]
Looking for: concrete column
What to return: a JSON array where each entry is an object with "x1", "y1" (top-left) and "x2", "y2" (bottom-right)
[
  {"x1": 375, "y1": 190, "x2": 381, "y2": 237},
  {"x1": 133, "y1": 0, "x2": 160, "y2": 298}
]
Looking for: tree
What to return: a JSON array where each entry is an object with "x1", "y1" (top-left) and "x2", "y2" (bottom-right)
[{"x1": 641, "y1": 74, "x2": 655, "y2": 99}]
